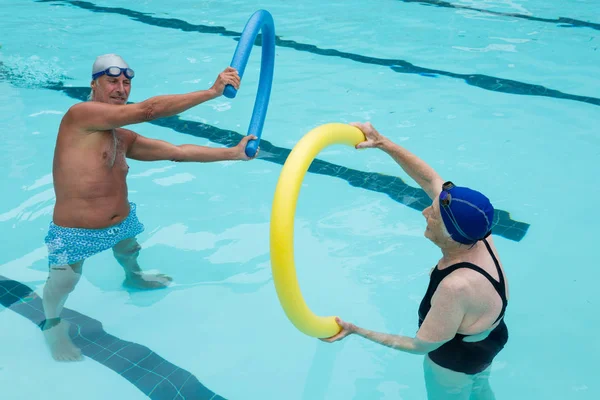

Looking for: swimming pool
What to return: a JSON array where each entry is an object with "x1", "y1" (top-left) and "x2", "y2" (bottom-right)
[{"x1": 1, "y1": 0, "x2": 598, "y2": 398}]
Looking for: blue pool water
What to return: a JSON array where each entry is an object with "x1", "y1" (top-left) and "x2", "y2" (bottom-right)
[{"x1": 1, "y1": 0, "x2": 599, "y2": 399}]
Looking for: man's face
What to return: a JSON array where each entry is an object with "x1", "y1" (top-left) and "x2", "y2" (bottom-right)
[{"x1": 91, "y1": 73, "x2": 131, "y2": 104}]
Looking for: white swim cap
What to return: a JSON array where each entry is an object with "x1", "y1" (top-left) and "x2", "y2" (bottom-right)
[{"x1": 92, "y1": 54, "x2": 130, "y2": 78}]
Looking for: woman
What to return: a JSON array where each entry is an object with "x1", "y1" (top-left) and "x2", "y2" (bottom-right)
[{"x1": 323, "y1": 122, "x2": 509, "y2": 400}]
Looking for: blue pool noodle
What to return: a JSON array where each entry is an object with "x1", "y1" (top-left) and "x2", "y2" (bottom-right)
[{"x1": 224, "y1": 10, "x2": 275, "y2": 158}]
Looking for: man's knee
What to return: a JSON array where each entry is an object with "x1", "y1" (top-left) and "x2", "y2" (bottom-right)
[
  {"x1": 47, "y1": 261, "x2": 83, "y2": 294},
  {"x1": 113, "y1": 238, "x2": 141, "y2": 259}
]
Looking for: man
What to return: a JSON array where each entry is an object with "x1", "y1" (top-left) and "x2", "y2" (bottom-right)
[
  {"x1": 323, "y1": 122, "x2": 509, "y2": 399},
  {"x1": 42, "y1": 54, "x2": 257, "y2": 361}
]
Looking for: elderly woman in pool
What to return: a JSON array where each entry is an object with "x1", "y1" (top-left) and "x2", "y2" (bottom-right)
[{"x1": 323, "y1": 122, "x2": 509, "y2": 400}]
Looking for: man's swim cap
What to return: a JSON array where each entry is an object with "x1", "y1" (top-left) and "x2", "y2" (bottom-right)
[
  {"x1": 438, "y1": 182, "x2": 495, "y2": 245},
  {"x1": 92, "y1": 54, "x2": 130, "y2": 78}
]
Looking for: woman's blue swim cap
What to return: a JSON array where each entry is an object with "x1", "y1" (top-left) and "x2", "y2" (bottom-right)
[{"x1": 439, "y1": 182, "x2": 495, "y2": 245}]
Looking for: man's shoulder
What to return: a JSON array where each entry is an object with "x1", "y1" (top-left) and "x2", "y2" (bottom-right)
[
  {"x1": 63, "y1": 101, "x2": 93, "y2": 121},
  {"x1": 62, "y1": 101, "x2": 110, "y2": 132}
]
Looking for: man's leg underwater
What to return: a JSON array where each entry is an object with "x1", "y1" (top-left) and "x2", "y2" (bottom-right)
[
  {"x1": 113, "y1": 237, "x2": 172, "y2": 290},
  {"x1": 42, "y1": 261, "x2": 84, "y2": 362}
]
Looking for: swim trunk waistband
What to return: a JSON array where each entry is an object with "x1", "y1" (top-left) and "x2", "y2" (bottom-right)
[{"x1": 45, "y1": 202, "x2": 144, "y2": 267}]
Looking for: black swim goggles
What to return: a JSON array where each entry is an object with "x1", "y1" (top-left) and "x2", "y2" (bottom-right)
[
  {"x1": 439, "y1": 181, "x2": 455, "y2": 207},
  {"x1": 92, "y1": 66, "x2": 135, "y2": 80}
]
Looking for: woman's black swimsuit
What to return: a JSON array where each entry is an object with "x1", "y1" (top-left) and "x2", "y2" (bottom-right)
[{"x1": 418, "y1": 238, "x2": 509, "y2": 375}]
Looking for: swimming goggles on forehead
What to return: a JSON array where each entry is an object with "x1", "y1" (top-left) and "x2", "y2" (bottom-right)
[
  {"x1": 92, "y1": 66, "x2": 135, "y2": 80},
  {"x1": 439, "y1": 181, "x2": 477, "y2": 243},
  {"x1": 439, "y1": 181, "x2": 455, "y2": 207}
]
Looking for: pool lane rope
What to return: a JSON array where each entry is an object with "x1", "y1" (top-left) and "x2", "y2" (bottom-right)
[
  {"x1": 224, "y1": 9, "x2": 275, "y2": 158},
  {"x1": 270, "y1": 123, "x2": 366, "y2": 338}
]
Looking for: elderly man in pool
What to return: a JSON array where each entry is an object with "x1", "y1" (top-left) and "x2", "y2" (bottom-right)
[
  {"x1": 323, "y1": 122, "x2": 509, "y2": 399},
  {"x1": 41, "y1": 54, "x2": 258, "y2": 361}
]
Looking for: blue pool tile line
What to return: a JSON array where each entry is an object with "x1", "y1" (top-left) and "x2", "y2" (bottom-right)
[
  {"x1": 397, "y1": 0, "x2": 600, "y2": 31},
  {"x1": 36, "y1": 0, "x2": 600, "y2": 108},
  {"x1": 0, "y1": 275, "x2": 225, "y2": 400}
]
